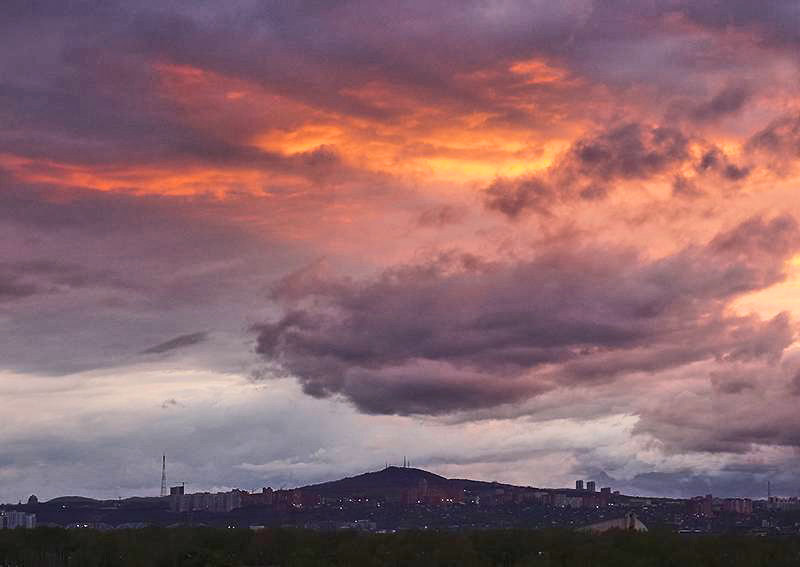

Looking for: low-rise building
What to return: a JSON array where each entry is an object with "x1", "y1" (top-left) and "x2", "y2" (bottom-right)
[
  {"x1": 722, "y1": 498, "x2": 753, "y2": 515},
  {"x1": 170, "y1": 489, "x2": 246, "y2": 513},
  {"x1": 0, "y1": 510, "x2": 36, "y2": 529}
]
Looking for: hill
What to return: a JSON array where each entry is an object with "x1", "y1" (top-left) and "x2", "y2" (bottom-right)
[{"x1": 298, "y1": 466, "x2": 523, "y2": 500}]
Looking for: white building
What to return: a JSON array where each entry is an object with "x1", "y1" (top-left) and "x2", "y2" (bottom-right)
[
  {"x1": 0, "y1": 510, "x2": 37, "y2": 529},
  {"x1": 578, "y1": 512, "x2": 647, "y2": 534}
]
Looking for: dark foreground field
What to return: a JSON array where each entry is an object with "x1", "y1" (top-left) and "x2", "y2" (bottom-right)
[{"x1": 2, "y1": 527, "x2": 800, "y2": 567}]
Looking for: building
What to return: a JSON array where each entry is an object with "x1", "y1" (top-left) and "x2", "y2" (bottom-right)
[
  {"x1": 0, "y1": 510, "x2": 36, "y2": 529},
  {"x1": 768, "y1": 496, "x2": 800, "y2": 511},
  {"x1": 551, "y1": 494, "x2": 583, "y2": 508},
  {"x1": 170, "y1": 488, "x2": 246, "y2": 513},
  {"x1": 575, "y1": 480, "x2": 584, "y2": 491},
  {"x1": 689, "y1": 494, "x2": 713, "y2": 518},
  {"x1": 578, "y1": 512, "x2": 647, "y2": 534},
  {"x1": 242, "y1": 487, "x2": 274, "y2": 507},
  {"x1": 722, "y1": 498, "x2": 753, "y2": 515},
  {"x1": 586, "y1": 481, "x2": 596, "y2": 492},
  {"x1": 582, "y1": 492, "x2": 609, "y2": 508}
]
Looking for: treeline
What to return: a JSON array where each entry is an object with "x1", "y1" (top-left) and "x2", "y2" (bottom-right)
[{"x1": 1, "y1": 527, "x2": 800, "y2": 566}]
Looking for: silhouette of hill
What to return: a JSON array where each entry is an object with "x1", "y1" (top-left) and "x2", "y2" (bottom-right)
[
  {"x1": 299, "y1": 466, "x2": 521, "y2": 499},
  {"x1": 46, "y1": 496, "x2": 103, "y2": 505},
  {"x1": 45, "y1": 495, "x2": 165, "y2": 505}
]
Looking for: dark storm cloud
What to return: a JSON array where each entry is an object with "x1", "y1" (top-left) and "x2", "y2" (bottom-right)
[
  {"x1": 568, "y1": 124, "x2": 689, "y2": 180},
  {"x1": 674, "y1": 0, "x2": 800, "y2": 49},
  {"x1": 256, "y1": 215, "x2": 800, "y2": 415},
  {"x1": 485, "y1": 123, "x2": 690, "y2": 218},
  {"x1": 141, "y1": 332, "x2": 208, "y2": 355},
  {"x1": 695, "y1": 147, "x2": 750, "y2": 181},
  {"x1": 0, "y1": 275, "x2": 38, "y2": 301},
  {"x1": 690, "y1": 85, "x2": 751, "y2": 123},
  {"x1": 484, "y1": 118, "x2": 764, "y2": 218},
  {"x1": 748, "y1": 114, "x2": 800, "y2": 159}
]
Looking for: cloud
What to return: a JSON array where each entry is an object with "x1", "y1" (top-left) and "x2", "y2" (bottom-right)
[
  {"x1": 631, "y1": 350, "x2": 800, "y2": 456},
  {"x1": 161, "y1": 398, "x2": 179, "y2": 409},
  {"x1": 417, "y1": 204, "x2": 468, "y2": 228},
  {"x1": 0, "y1": 172, "x2": 304, "y2": 376},
  {"x1": 748, "y1": 114, "x2": 800, "y2": 162},
  {"x1": 484, "y1": 123, "x2": 691, "y2": 218},
  {"x1": 674, "y1": 0, "x2": 800, "y2": 49},
  {"x1": 255, "y1": 215, "x2": 799, "y2": 415},
  {"x1": 0, "y1": 260, "x2": 136, "y2": 303},
  {"x1": 567, "y1": 123, "x2": 689, "y2": 181},
  {"x1": 3, "y1": 0, "x2": 800, "y2": 501},
  {"x1": 695, "y1": 147, "x2": 750, "y2": 181},
  {"x1": 142, "y1": 332, "x2": 208, "y2": 355},
  {"x1": 690, "y1": 85, "x2": 751, "y2": 123},
  {"x1": 484, "y1": 116, "x2": 772, "y2": 219},
  {"x1": 484, "y1": 123, "x2": 724, "y2": 219},
  {"x1": 484, "y1": 177, "x2": 553, "y2": 219},
  {"x1": 0, "y1": 274, "x2": 38, "y2": 301},
  {"x1": 4, "y1": 0, "x2": 789, "y2": 196}
]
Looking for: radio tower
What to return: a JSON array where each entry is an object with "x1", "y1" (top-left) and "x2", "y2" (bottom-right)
[{"x1": 160, "y1": 454, "x2": 167, "y2": 497}]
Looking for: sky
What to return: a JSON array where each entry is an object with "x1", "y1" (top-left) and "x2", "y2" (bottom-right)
[{"x1": 2, "y1": 0, "x2": 800, "y2": 502}]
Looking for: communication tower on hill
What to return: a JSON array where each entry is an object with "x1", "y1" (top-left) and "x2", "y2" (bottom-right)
[{"x1": 160, "y1": 454, "x2": 167, "y2": 497}]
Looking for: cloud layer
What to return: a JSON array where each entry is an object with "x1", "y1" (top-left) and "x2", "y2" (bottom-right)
[
  {"x1": 257, "y1": 216, "x2": 798, "y2": 416},
  {"x1": 2, "y1": 0, "x2": 800, "y2": 499}
]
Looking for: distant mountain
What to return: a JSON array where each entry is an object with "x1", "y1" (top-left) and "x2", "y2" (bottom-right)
[
  {"x1": 298, "y1": 466, "x2": 523, "y2": 499},
  {"x1": 33, "y1": 467, "x2": 538, "y2": 506},
  {"x1": 46, "y1": 496, "x2": 104, "y2": 505},
  {"x1": 44, "y1": 495, "x2": 166, "y2": 509}
]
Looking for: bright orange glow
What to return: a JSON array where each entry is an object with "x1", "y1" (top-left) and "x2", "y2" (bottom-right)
[
  {"x1": 155, "y1": 61, "x2": 586, "y2": 187},
  {"x1": 4, "y1": 58, "x2": 797, "y2": 267},
  {"x1": 0, "y1": 153, "x2": 301, "y2": 196},
  {"x1": 257, "y1": 124, "x2": 346, "y2": 154},
  {"x1": 730, "y1": 255, "x2": 800, "y2": 320},
  {"x1": 509, "y1": 59, "x2": 569, "y2": 84},
  {"x1": 2, "y1": 59, "x2": 598, "y2": 202}
]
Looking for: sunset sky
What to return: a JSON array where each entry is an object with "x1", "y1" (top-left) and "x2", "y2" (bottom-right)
[{"x1": 3, "y1": 0, "x2": 800, "y2": 502}]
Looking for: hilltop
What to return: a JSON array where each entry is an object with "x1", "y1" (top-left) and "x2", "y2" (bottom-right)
[{"x1": 298, "y1": 466, "x2": 522, "y2": 500}]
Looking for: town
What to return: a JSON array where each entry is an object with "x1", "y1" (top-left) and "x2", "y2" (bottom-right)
[{"x1": 3, "y1": 464, "x2": 799, "y2": 535}]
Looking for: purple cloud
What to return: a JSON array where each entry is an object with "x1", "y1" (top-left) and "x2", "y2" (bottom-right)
[{"x1": 256, "y1": 215, "x2": 799, "y2": 415}]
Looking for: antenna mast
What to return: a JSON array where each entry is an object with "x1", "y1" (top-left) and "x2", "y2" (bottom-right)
[{"x1": 160, "y1": 454, "x2": 167, "y2": 497}]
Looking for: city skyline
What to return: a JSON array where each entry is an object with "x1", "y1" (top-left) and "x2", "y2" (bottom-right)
[
  {"x1": 3, "y1": 1, "x2": 800, "y2": 503},
  {"x1": 0, "y1": 461, "x2": 772, "y2": 512},
  {"x1": 5, "y1": 462, "x2": 792, "y2": 533}
]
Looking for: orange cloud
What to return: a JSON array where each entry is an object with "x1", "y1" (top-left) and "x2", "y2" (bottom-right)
[{"x1": 156, "y1": 60, "x2": 589, "y2": 188}]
